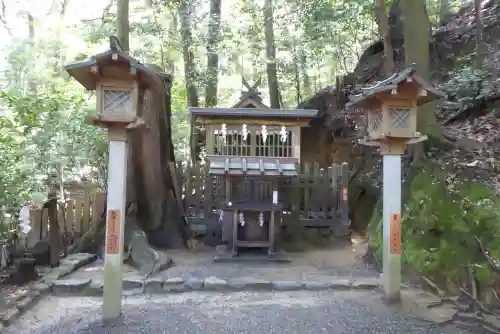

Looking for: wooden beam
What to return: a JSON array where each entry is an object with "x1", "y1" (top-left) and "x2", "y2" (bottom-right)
[
  {"x1": 275, "y1": 158, "x2": 282, "y2": 175},
  {"x1": 224, "y1": 157, "x2": 230, "y2": 174},
  {"x1": 242, "y1": 157, "x2": 247, "y2": 174}
]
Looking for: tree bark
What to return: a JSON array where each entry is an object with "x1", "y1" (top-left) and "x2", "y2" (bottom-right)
[
  {"x1": 439, "y1": 0, "x2": 450, "y2": 26},
  {"x1": 47, "y1": 192, "x2": 61, "y2": 267},
  {"x1": 204, "y1": 0, "x2": 221, "y2": 107},
  {"x1": 299, "y1": 50, "x2": 311, "y2": 98},
  {"x1": 26, "y1": 12, "x2": 37, "y2": 95},
  {"x1": 374, "y1": 0, "x2": 395, "y2": 76},
  {"x1": 401, "y1": 0, "x2": 441, "y2": 137},
  {"x1": 116, "y1": 0, "x2": 130, "y2": 51},
  {"x1": 263, "y1": 0, "x2": 281, "y2": 109},
  {"x1": 127, "y1": 86, "x2": 187, "y2": 248},
  {"x1": 388, "y1": 0, "x2": 404, "y2": 43},
  {"x1": 474, "y1": 0, "x2": 486, "y2": 69},
  {"x1": 179, "y1": 0, "x2": 201, "y2": 162}
]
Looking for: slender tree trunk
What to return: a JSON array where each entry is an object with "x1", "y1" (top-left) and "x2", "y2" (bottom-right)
[
  {"x1": 116, "y1": 0, "x2": 130, "y2": 51},
  {"x1": 60, "y1": 0, "x2": 69, "y2": 16},
  {"x1": 263, "y1": 0, "x2": 280, "y2": 109},
  {"x1": 179, "y1": 1, "x2": 199, "y2": 108},
  {"x1": 204, "y1": 0, "x2": 221, "y2": 107},
  {"x1": 439, "y1": 0, "x2": 450, "y2": 25},
  {"x1": 401, "y1": 0, "x2": 441, "y2": 137},
  {"x1": 294, "y1": 60, "x2": 301, "y2": 106},
  {"x1": 179, "y1": 0, "x2": 201, "y2": 162},
  {"x1": 299, "y1": 51, "x2": 311, "y2": 98},
  {"x1": 374, "y1": 0, "x2": 395, "y2": 75},
  {"x1": 26, "y1": 13, "x2": 37, "y2": 95},
  {"x1": 474, "y1": 0, "x2": 486, "y2": 69},
  {"x1": 47, "y1": 192, "x2": 60, "y2": 267}
]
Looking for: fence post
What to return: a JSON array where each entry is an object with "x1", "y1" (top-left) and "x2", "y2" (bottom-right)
[
  {"x1": 204, "y1": 163, "x2": 212, "y2": 218},
  {"x1": 303, "y1": 163, "x2": 311, "y2": 218},
  {"x1": 47, "y1": 195, "x2": 60, "y2": 267},
  {"x1": 291, "y1": 162, "x2": 301, "y2": 224},
  {"x1": 27, "y1": 209, "x2": 42, "y2": 248}
]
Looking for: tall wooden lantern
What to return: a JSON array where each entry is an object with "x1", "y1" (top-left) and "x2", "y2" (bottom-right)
[
  {"x1": 189, "y1": 78, "x2": 318, "y2": 262},
  {"x1": 65, "y1": 36, "x2": 166, "y2": 321},
  {"x1": 346, "y1": 64, "x2": 445, "y2": 303}
]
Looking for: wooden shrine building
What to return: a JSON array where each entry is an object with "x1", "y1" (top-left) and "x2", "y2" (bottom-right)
[{"x1": 186, "y1": 78, "x2": 350, "y2": 260}]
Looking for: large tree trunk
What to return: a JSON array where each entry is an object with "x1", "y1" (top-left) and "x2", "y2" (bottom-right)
[
  {"x1": 263, "y1": 0, "x2": 280, "y2": 109},
  {"x1": 374, "y1": 0, "x2": 395, "y2": 75},
  {"x1": 204, "y1": 0, "x2": 221, "y2": 107},
  {"x1": 126, "y1": 83, "x2": 188, "y2": 249},
  {"x1": 401, "y1": 0, "x2": 441, "y2": 137}
]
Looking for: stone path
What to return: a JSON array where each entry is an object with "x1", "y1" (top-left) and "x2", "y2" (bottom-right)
[
  {"x1": 2, "y1": 244, "x2": 495, "y2": 332},
  {"x1": 0, "y1": 253, "x2": 97, "y2": 330}
]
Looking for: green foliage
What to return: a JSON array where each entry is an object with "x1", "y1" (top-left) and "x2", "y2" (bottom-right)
[
  {"x1": 438, "y1": 66, "x2": 500, "y2": 110},
  {"x1": 0, "y1": 82, "x2": 108, "y2": 232},
  {"x1": 369, "y1": 164, "x2": 500, "y2": 288}
]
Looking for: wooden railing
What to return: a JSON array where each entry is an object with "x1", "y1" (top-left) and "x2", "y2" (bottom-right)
[
  {"x1": 8, "y1": 192, "x2": 107, "y2": 252},
  {"x1": 181, "y1": 161, "x2": 350, "y2": 233}
]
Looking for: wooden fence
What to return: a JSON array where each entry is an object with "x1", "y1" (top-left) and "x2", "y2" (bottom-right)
[
  {"x1": 181, "y1": 162, "x2": 350, "y2": 234},
  {"x1": 9, "y1": 192, "x2": 107, "y2": 252}
]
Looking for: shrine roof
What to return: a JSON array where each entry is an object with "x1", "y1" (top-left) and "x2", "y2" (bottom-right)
[
  {"x1": 189, "y1": 107, "x2": 318, "y2": 119},
  {"x1": 346, "y1": 64, "x2": 446, "y2": 109},
  {"x1": 206, "y1": 155, "x2": 298, "y2": 177}
]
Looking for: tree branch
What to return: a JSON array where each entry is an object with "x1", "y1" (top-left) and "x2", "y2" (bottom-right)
[
  {"x1": 474, "y1": 235, "x2": 500, "y2": 276},
  {"x1": 0, "y1": 0, "x2": 11, "y2": 36}
]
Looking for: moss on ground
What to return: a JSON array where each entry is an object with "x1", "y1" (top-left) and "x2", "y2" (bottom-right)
[{"x1": 368, "y1": 163, "x2": 500, "y2": 299}]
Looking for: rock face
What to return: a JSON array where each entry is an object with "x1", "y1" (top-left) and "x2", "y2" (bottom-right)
[{"x1": 125, "y1": 220, "x2": 173, "y2": 276}]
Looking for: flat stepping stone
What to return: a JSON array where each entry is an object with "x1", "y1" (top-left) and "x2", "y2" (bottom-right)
[
  {"x1": 228, "y1": 278, "x2": 272, "y2": 290},
  {"x1": 163, "y1": 277, "x2": 185, "y2": 292},
  {"x1": 203, "y1": 276, "x2": 227, "y2": 290},
  {"x1": 272, "y1": 281, "x2": 303, "y2": 291},
  {"x1": 52, "y1": 278, "x2": 91, "y2": 295}
]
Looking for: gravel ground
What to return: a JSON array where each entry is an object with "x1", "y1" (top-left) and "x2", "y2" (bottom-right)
[
  {"x1": 5, "y1": 290, "x2": 469, "y2": 334},
  {"x1": 67, "y1": 242, "x2": 378, "y2": 283}
]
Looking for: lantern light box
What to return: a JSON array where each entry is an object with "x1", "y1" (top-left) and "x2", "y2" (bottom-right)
[
  {"x1": 346, "y1": 64, "x2": 445, "y2": 143},
  {"x1": 65, "y1": 36, "x2": 168, "y2": 128}
]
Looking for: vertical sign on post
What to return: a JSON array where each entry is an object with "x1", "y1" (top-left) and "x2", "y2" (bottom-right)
[
  {"x1": 390, "y1": 213, "x2": 401, "y2": 255},
  {"x1": 106, "y1": 210, "x2": 121, "y2": 254}
]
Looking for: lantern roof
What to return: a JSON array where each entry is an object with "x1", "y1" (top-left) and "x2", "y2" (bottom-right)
[
  {"x1": 65, "y1": 36, "x2": 170, "y2": 93},
  {"x1": 346, "y1": 64, "x2": 445, "y2": 109}
]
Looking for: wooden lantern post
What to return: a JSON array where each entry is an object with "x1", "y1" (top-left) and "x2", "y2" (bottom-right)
[
  {"x1": 65, "y1": 37, "x2": 153, "y2": 320},
  {"x1": 346, "y1": 65, "x2": 445, "y2": 303}
]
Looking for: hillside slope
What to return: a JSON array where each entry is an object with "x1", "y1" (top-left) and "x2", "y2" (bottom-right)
[{"x1": 298, "y1": 0, "x2": 500, "y2": 313}]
